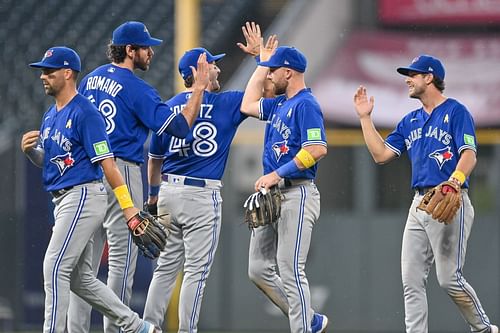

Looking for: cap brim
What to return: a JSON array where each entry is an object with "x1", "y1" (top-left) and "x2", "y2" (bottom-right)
[
  {"x1": 29, "y1": 62, "x2": 61, "y2": 69},
  {"x1": 397, "y1": 66, "x2": 428, "y2": 77},
  {"x1": 209, "y1": 53, "x2": 225, "y2": 62},
  {"x1": 258, "y1": 60, "x2": 279, "y2": 68}
]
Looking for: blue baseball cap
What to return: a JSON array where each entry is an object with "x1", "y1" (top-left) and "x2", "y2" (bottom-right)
[
  {"x1": 258, "y1": 46, "x2": 307, "y2": 73},
  {"x1": 29, "y1": 46, "x2": 81, "y2": 72},
  {"x1": 178, "y1": 47, "x2": 225, "y2": 79},
  {"x1": 397, "y1": 54, "x2": 445, "y2": 80},
  {"x1": 112, "y1": 21, "x2": 162, "y2": 46}
]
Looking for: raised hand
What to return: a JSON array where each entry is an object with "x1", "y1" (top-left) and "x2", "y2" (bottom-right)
[
  {"x1": 191, "y1": 52, "x2": 209, "y2": 91},
  {"x1": 260, "y1": 34, "x2": 278, "y2": 62},
  {"x1": 237, "y1": 21, "x2": 261, "y2": 56},
  {"x1": 353, "y1": 85, "x2": 375, "y2": 119}
]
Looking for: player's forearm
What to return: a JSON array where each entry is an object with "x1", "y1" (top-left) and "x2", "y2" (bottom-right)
[
  {"x1": 181, "y1": 87, "x2": 205, "y2": 127},
  {"x1": 25, "y1": 147, "x2": 45, "y2": 168},
  {"x1": 147, "y1": 157, "x2": 162, "y2": 204},
  {"x1": 454, "y1": 149, "x2": 476, "y2": 179},
  {"x1": 241, "y1": 66, "x2": 269, "y2": 118},
  {"x1": 359, "y1": 116, "x2": 394, "y2": 164}
]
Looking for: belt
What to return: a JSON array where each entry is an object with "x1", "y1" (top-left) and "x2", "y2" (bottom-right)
[
  {"x1": 161, "y1": 174, "x2": 222, "y2": 188},
  {"x1": 282, "y1": 178, "x2": 314, "y2": 188},
  {"x1": 415, "y1": 186, "x2": 468, "y2": 195},
  {"x1": 50, "y1": 180, "x2": 103, "y2": 198},
  {"x1": 415, "y1": 187, "x2": 434, "y2": 195},
  {"x1": 51, "y1": 186, "x2": 73, "y2": 198}
]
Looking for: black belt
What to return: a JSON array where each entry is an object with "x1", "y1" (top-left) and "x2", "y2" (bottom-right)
[
  {"x1": 51, "y1": 186, "x2": 74, "y2": 198},
  {"x1": 415, "y1": 187, "x2": 434, "y2": 195},
  {"x1": 51, "y1": 180, "x2": 103, "y2": 198},
  {"x1": 161, "y1": 174, "x2": 206, "y2": 188},
  {"x1": 283, "y1": 178, "x2": 313, "y2": 187}
]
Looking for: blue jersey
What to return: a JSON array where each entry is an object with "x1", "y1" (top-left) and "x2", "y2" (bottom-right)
[
  {"x1": 259, "y1": 88, "x2": 327, "y2": 178},
  {"x1": 39, "y1": 94, "x2": 113, "y2": 192},
  {"x1": 385, "y1": 98, "x2": 476, "y2": 188},
  {"x1": 149, "y1": 91, "x2": 246, "y2": 180},
  {"x1": 78, "y1": 64, "x2": 176, "y2": 164}
]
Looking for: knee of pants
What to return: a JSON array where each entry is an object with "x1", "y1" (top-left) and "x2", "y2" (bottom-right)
[
  {"x1": 436, "y1": 272, "x2": 458, "y2": 292},
  {"x1": 402, "y1": 271, "x2": 427, "y2": 292},
  {"x1": 43, "y1": 256, "x2": 71, "y2": 283},
  {"x1": 248, "y1": 259, "x2": 276, "y2": 286}
]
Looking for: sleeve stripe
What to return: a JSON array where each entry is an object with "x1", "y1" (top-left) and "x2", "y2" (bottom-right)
[
  {"x1": 156, "y1": 112, "x2": 177, "y2": 135},
  {"x1": 458, "y1": 145, "x2": 477, "y2": 154},
  {"x1": 385, "y1": 142, "x2": 401, "y2": 156},
  {"x1": 258, "y1": 98, "x2": 265, "y2": 120},
  {"x1": 302, "y1": 141, "x2": 327, "y2": 147},
  {"x1": 148, "y1": 153, "x2": 166, "y2": 159},
  {"x1": 90, "y1": 153, "x2": 114, "y2": 163}
]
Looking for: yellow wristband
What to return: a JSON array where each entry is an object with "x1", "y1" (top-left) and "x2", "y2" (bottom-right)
[
  {"x1": 450, "y1": 170, "x2": 466, "y2": 185},
  {"x1": 296, "y1": 149, "x2": 316, "y2": 169},
  {"x1": 113, "y1": 184, "x2": 134, "y2": 210}
]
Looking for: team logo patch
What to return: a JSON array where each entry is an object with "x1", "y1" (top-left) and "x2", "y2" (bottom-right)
[
  {"x1": 272, "y1": 140, "x2": 289, "y2": 161},
  {"x1": 444, "y1": 114, "x2": 449, "y2": 123},
  {"x1": 43, "y1": 50, "x2": 53, "y2": 59},
  {"x1": 464, "y1": 134, "x2": 475, "y2": 147},
  {"x1": 429, "y1": 146, "x2": 454, "y2": 169},
  {"x1": 307, "y1": 128, "x2": 321, "y2": 141},
  {"x1": 65, "y1": 119, "x2": 72, "y2": 129},
  {"x1": 93, "y1": 141, "x2": 110, "y2": 156},
  {"x1": 50, "y1": 152, "x2": 75, "y2": 176}
]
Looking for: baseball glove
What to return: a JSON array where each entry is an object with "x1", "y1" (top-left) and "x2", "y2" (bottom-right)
[
  {"x1": 243, "y1": 186, "x2": 282, "y2": 229},
  {"x1": 127, "y1": 210, "x2": 167, "y2": 259},
  {"x1": 417, "y1": 181, "x2": 462, "y2": 224}
]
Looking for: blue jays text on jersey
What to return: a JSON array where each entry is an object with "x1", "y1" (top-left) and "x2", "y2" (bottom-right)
[
  {"x1": 39, "y1": 94, "x2": 113, "y2": 192},
  {"x1": 78, "y1": 64, "x2": 178, "y2": 164},
  {"x1": 259, "y1": 88, "x2": 327, "y2": 179},
  {"x1": 384, "y1": 98, "x2": 476, "y2": 188},
  {"x1": 149, "y1": 90, "x2": 246, "y2": 180}
]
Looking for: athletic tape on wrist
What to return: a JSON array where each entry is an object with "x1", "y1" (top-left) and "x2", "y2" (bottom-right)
[
  {"x1": 113, "y1": 184, "x2": 134, "y2": 209},
  {"x1": 449, "y1": 170, "x2": 466, "y2": 185}
]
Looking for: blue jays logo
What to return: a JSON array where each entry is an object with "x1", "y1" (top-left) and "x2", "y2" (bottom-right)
[
  {"x1": 272, "y1": 140, "x2": 289, "y2": 162},
  {"x1": 50, "y1": 152, "x2": 75, "y2": 176},
  {"x1": 429, "y1": 146, "x2": 453, "y2": 169}
]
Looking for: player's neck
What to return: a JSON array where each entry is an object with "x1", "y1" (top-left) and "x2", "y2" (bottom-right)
[
  {"x1": 112, "y1": 60, "x2": 134, "y2": 72},
  {"x1": 420, "y1": 91, "x2": 447, "y2": 114},
  {"x1": 55, "y1": 88, "x2": 78, "y2": 111}
]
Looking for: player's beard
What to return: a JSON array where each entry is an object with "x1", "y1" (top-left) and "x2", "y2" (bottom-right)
[
  {"x1": 134, "y1": 54, "x2": 150, "y2": 71},
  {"x1": 273, "y1": 80, "x2": 287, "y2": 95},
  {"x1": 209, "y1": 79, "x2": 220, "y2": 92}
]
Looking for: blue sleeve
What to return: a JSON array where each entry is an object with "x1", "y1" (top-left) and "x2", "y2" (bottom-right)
[
  {"x1": 385, "y1": 120, "x2": 407, "y2": 156},
  {"x1": 297, "y1": 100, "x2": 327, "y2": 147},
  {"x1": 77, "y1": 107, "x2": 114, "y2": 163},
  {"x1": 451, "y1": 105, "x2": 477, "y2": 154},
  {"x1": 148, "y1": 133, "x2": 168, "y2": 159},
  {"x1": 259, "y1": 97, "x2": 282, "y2": 121},
  {"x1": 164, "y1": 114, "x2": 189, "y2": 138},
  {"x1": 132, "y1": 86, "x2": 176, "y2": 136}
]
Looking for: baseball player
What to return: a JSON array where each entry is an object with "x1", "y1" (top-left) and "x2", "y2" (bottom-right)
[
  {"x1": 240, "y1": 37, "x2": 328, "y2": 333},
  {"x1": 353, "y1": 55, "x2": 498, "y2": 333},
  {"x1": 21, "y1": 46, "x2": 158, "y2": 333},
  {"x1": 67, "y1": 22, "x2": 209, "y2": 333},
  {"x1": 142, "y1": 22, "x2": 266, "y2": 333}
]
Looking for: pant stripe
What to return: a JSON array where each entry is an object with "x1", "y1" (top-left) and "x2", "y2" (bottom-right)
[
  {"x1": 49, "y1": 187, "x2": 87, "y2": 333},
  {"x1": 120, "y1": 165, "x2": 133, "y2": 304},
  {"x1": 293, "y1": 186, "x2": 308, "y2": 332},
  {"x1": 189, "y1": 190, "x2": 219, "y2": 332},
  {"x1": 455, "y1": 201, "x2": 490, "y2": 327}
]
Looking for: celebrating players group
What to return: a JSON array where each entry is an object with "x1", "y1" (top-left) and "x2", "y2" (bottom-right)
[{"x1": 21, "y1": 19, "x2": 495, "y2": 333}]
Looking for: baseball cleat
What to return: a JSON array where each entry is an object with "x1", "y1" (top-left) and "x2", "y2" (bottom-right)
[
  {"x1": 311, "y1": 313, "x2": 329, "y2": 333},
  {"x1": 491, "y1": 324, "x2": 499, "y2": 333}
]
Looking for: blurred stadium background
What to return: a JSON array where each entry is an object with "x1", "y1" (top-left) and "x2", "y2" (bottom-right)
[{"x1": 1, "y1": 0, "x2": 500, "y2": 332}]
